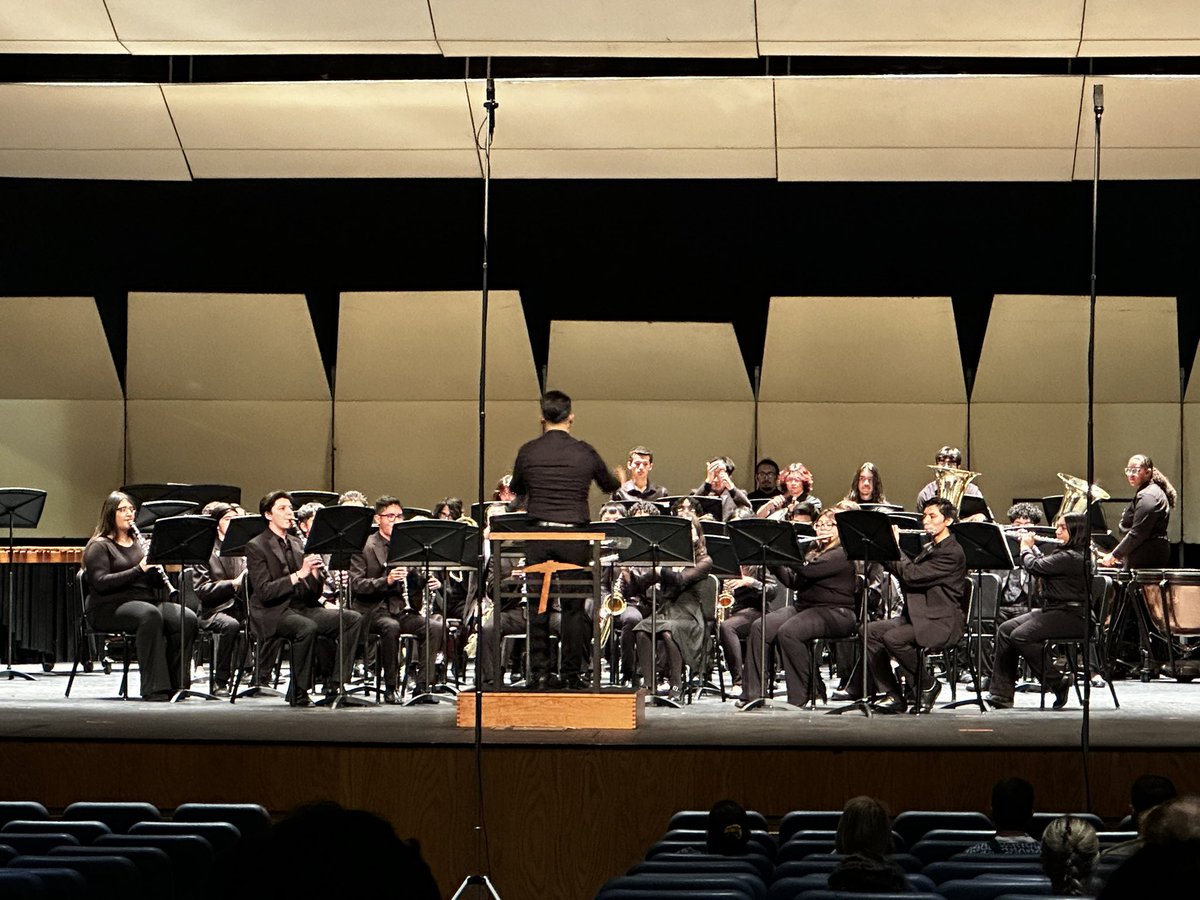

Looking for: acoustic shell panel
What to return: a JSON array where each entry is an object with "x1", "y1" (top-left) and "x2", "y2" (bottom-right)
[
  {"x1": 126, "y1": 293, "x2": 329, "y2": 401},
  {"x1": 759, "y1": 297, "x2": 963, "y2": 403},
  {"x1": 429, "y1": 0, "x2": 758, "y2": 58},
  {"x1": 1081, "y1": 1, "x2": 1200, "y2": 58},
  {"x1": 336, "y1": 291, "x2": 538, "y2": 402},
  {"x1": 0, "y1": 297, "x2": 121, "y2": 400},
  {"x1": 775, "y1": 75, "x2": 1082, "y2": 181},
  {"x1": 0, "y1": 0, "x2": 124, "y2": 54},
  {"x1": 464, "y1": 77, "x2": 776, "y2": 178},
  {"x1": 0, "y1": 84, "x2": 189, "y2": 180},
  {"x1": 161, "y1": 81, "x2": 479, "y2": 178},
  {"x1": 1075, "y1": 76, "x2": 1200, "y2": 181},
  {"x1": 106, "y1": 0, "x2": 438, "y2": 55}
]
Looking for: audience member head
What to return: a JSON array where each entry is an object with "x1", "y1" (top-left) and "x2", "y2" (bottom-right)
[
  {"x1": 1143, "y1": 795, "x2": 1200, "y2": 846},
  {"x1": 1099, "y1": 841, "x2": 1200, "y2": 899},
  {"x1": 1130, "y1": 774, "x2": 1178, "y2": 832},
  {"x1": 705, "y1": 800, "x2": 750, "y2": 856},
  {"x1": 990, "y1": 777, "x2": 1035, "y2": 833},
  {"x1": 1040, "y1": 815, "x2": 1099, "y2": 896},
  {"x1": 835, "y1": 796, "x2": 893, "y2": 857},
  {"x1": 1007, "y1": 502, "x2": 1043, "y2": 526}
]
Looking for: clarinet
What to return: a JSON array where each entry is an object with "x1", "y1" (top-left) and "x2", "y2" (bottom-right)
[{"x1": 131, "y1": 523, "x2": 177, "y2": 597}]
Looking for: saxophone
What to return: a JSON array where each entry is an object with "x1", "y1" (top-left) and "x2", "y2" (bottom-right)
[
  {"x1": 715, "y1": 584, "x2": 735, "y2": 624},
  {"x1": 599, "y1": 578, "x2": 627, "y2": 647}
]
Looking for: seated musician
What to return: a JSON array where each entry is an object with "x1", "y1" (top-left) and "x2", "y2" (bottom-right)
[
  {"x1": 693, "y1": 456, "x2": 752, "y2": 522},
  {"x1": 191, "y1": 501, "x2": 247, "y2": 697},
  {"x1": 747, "y1": 457, "x2": 783, "y2": 502},
  {"x1": 915, "y1": 446, "x2": 983, "y2": 511},
  {"x1": 475, "y1": 552, "x2": 528, "y2": 689},
  {"x1": 294, "y1": 502, "x2": 321, "y2": 539},
  {"x1": 866, "y1": 497, "x2": 967, "y2": 714},
  {"x1": 82, "y1": 491, "x2": 198, "y2": 701},
  {"x1": 737, "y1": 502, "x2": 858, "y2": 708},
  {"x1": 433, "y1": 497, "x2": 465, "y2": 521},
  {"x1": 612, "y1": 445, "x2": 668, "y2": 503},
  {"x1": 348, "y1": 496, "x2": 445, "y2": 703},
  {"x1": 757, "y1": 462, "x2": 822, "y2": 519},
  {"x1": 987, "y1": 513, "x2": 1092, "y2": 710},
  {"x1": 718, "y1": 564, "x2": 772, "y2": 689},
  {"x1": 611, "y1": 500, "x2": 663, "y2": 685},
  {"x1": 338, "y1": 490, "x2": 369, "y2": 507},
  {"x1": 845, "y1": 462, "x2": 889, "y2": 505},
  {"x1": 629, "y1": 510, "x2": 713, "y2": 702},
  {"x1": 1099, "y1": 454, "x2": 1177, "y2": 569},
  {"x1": 245, "y1": 490, "x2": 365, "y2": 707},
  {"x1": 976, "y1": 502, "x2": 1044, "y2": 689}
]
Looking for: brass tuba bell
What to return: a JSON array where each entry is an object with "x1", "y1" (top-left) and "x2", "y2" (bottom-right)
[
  {"x1": 928, "y1": 464, "x2": 982, "y2": 512},
  {"x1": 1056, "y1": 473, "x2": 1110, "y2": 519}
]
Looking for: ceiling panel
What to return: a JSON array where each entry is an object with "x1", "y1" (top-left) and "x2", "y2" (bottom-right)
[
  {"x1": 1081, "y1": 1, "x2": 1200, "y2": 57},
  {"x1": 1074, "y1": 76, "x2": 1200, "y2": 180},
  {"x1": 106, "y1": 0, "x2": 438, "y2": 54},
  {"x1": 0, "y1": 84, "x2": 189, "y2": 180},
  {"x1": 757, "y1": 0, "x2": 1085, "y2": 57},
  {"x1": 430, "y1": 0, "x2": 757, "y2": 58},
  {"x1": 0, "y1": 0, "x2": 124, "y2": 53},
  {"x1": 162, "y1": 81, "x2": 479, "y2": 178},
  {"x1": 776, "y1": 75, "x2": 1082, "y2": 181},
  {"x1": 465, "y1": 77, "x2": 776, "y2": 178}
]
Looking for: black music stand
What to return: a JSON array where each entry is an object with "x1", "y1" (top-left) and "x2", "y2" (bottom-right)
[
  {"x1": 829, "y1": 510, "x2": 900, "y2": 718},
  {"x1": 943, "y1": 522, "x2": 1013, "y2": 712},
  {"x1": 0, "y1": 488, "x2": 47, "y2": 682},
  {"x1": 146, "y1": 514, "x2": 218, "y2": 702},
  {"x1": 135, "y1": 500, "x2": 198, "y2": 533},
  {"x1": 609, "y1": 515, "x2": 694, "y2": 708},
  {"x1": 290, "y1": 490, "x2": 339, "y2": 509},
  {"x1": 389, "y1": 520, "x2": 473, "y2": 705},
  {"x1": 403, "y1": 507, "x2": 433, "y2": 520},
  {"x1": 727, "y1": 518, "x2": 812, "y2": 712},
  {"x1": 223, "y1": 516, "x2": 275, "y2": 701},
  {"x1": 305, "y1": 505, "x2": 375, "y2": 709}
]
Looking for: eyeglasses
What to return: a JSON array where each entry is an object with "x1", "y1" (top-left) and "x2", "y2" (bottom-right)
[
  {"x1": 1124, "y1": 466, "x2": 1145, "y2": 475},
  {"x1": 378, "y1": 512, "x2": 403, "y2": 521},
  {"x1": 115, "y1": 505, "x2": 135, "y2": 513}
]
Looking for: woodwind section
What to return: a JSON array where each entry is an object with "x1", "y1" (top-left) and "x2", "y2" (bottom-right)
[
  {"x1": 546, "y1": 321, "x2": 754, "y2": 501},
  {"x1": 0, "y1": 296, "x2": 123, "y2": 537},
  {"x1": 973, "y1": 295, "x2": 1178, "y2": 537},
  {"x1": 758, "y1": 296, "x2": 965, "y2": 506}
]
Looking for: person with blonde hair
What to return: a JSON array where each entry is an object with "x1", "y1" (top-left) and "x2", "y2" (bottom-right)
[{"x1": 1040, "y1": 815, "x2": 1099, "y2": 896}]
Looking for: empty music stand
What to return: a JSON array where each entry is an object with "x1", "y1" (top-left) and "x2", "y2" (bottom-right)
[
  {"x1": 388, "y1": 520, "x2": 473, "y2": 706},
  {"x1": 609, "y1": 515, "x2": 694, "y2": 708},
  {"x1": 829, "y1": 509, "x2": 900, "y2": 718},
  {"x1": 943, "y1": 521, "x2": 1013, "y2": 711},
  {"x1": 290, "y1": 490, "x2": 339, "y2": 509},
  {"x1": 223, "y1": 516, "x2": 275, "y2": 701},
  {"x1": 0, "y1": 488, "x2": 47, "y2": 681},
  {"x1": 727, "y1": 518, "x2": 812, "y2": 712},
  {"x1": 146, "y1": 514, "x2": 218, "y2": 702},
  {"x1": 304, "y1": 504, "x2": 374, "y2": 709}
]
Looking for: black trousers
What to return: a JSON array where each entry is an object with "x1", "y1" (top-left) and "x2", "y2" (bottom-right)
[
  {"x1": 719, "y1": 607, "x2": 761, "y2": 683},
  {"x1": 774, "y1": 606, "x2": 858, "y2": 707},
  {"x1": 89, "y1": 600, "x2": 197, "y2": 698},
  {"x1": 275, "y1": 605, "x2": 365, "y2": 692},
  {"x1": 989, "y1": 608, "x2": 1086, "y2": 700},
  {"x1": 525, "y1": 539, "x2": 592, "y2": 678},
  {"x1": 478, "y1": 607, "x2": 527, "y2": 686},
  {"x1": 201, "y1": 611, "x2": 243, "y2": 685}
]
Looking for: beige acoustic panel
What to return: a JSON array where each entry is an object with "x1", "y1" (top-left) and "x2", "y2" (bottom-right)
[
  {"x1": 0, "y1": 84, "x2": 189, "y2": 180},
  {"x1": 1075, "y1": 76, "x2": 1200, "y2": 180},
  {"x1": 1082, "y1": 1, "x2": 1200, "y2": 57},
  {"x1": 464, "y1": 78, "x2": 776, "y2": 179},
  {"x1": 0, "y1": 399, "x2": 124, "y2": 537},
  {"x1": 0, "y1": 297, "x2": 121, "y2": 400},
  {"x1": 758, "y1": 402, "x2": 967, "y2": 512},
  {"x1": 563, "y1": 400, "x2": 755, "y2": 508},
  {"x1": 430, "y1": 0, "x2": 758, "y2": 58},
  {"x1": 125, "y1": 400, "x2": 332, "y2": 509},
  {"x1": 548, "y1": 321, "x2": 753, "y2": 401},
  {"x1": 127, "y1": 293, "x2": 329, "y2": 401},
  {"x1": 1182, "y1": 405, "x2": 1200, "y2": 543},
  {"x1": 107, "y1": 0, "x2": 438, "y2": 54},
  {"x1": 333, "y1": 400, "x2": 539, "y2": 510},
  {"x1": 760, "y1": 297, "x2": 963, "y2": 403},
  {"x1": 757, "y1": 1, "x2": 1085, "y2": 57},
  {"x1": 775, "y1": 75, "x2": 1081, "y2": 181},
  {"x1": 337, "y1": 292, "x2": 537, "y2": 402},
  {"x1": 162, "y1": 81, "x2": 479, "y2": 179},
  {"x1": 974, "y1": 296, "x2": 1178, "y2": 404},
  {"x1": 0, "y1": 0, "x2": 125, "y2": 53}
]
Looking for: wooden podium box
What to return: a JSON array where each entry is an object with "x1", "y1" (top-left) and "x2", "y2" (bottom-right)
[{"x1": 456, "y1": 689, "x2": 645, "y2": 730}]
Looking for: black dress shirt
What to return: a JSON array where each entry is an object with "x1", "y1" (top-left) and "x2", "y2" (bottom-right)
[
  {"x1": 511, "y1": 428, "x2": 619, "y2": 525},
  {"x1": 1113, "y1": 481, "x2": 1170, "y2": 568},
  {"x1": 612, "y1": 481, "x2": 668, "y2": 503}
]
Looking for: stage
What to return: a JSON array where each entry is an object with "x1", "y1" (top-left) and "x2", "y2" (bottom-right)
[{"x1": 2, "y1": 665, "x2": 1197, "y2": 899}]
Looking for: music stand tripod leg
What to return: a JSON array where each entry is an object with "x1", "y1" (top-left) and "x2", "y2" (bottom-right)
[
  {"x1": 405, "y1": 549, "x2": 441, "y2": 706},
  {"x1": 3, "y1": 515, "x2": 37, "y2": 681},
  {"x1": 171, "y1": 566, "x2": 219, "y2": 702}
]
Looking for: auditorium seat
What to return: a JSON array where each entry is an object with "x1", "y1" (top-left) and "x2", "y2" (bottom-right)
[
  {"x1": 0, "y1": 803, "x2": 48, "y2": 830},
  {"x1": 922, "y1": 861, "x2": 1045, "y2": 885},
  {"x1": 938, "y1": 877, "x2": 1051, "y2": 900},
  {"x1": 642, "y1": 851, "x2": 773, "y2": 880},
  {"x1": 596, "y1": 872, "x2": 763, "y2": 899},
  {"x1": 784, "y1": 829, "x2": 907, "y2": 853},
  {"x1": 0, "y1": 834, "x2": 82, "y2": 855},
  {"x1": 130, "y1": 820, "x2": 241, "y2": 854},
  {"x1": 597, "y1": 891, "x2": 754, "y2": 900},
  {"x1": 0, "y1": 869, "x2": 47, "y2": 898},
  {"x1": 911, "y1": 840, "x2": 992, "y2": 865},
  {"x1": 47, "y1": 844, "x2": 173, "y2": 897},
  {"x1": 63, "y1": 802, "x2": 163, "y2": 834},
  {"x1": 1, "y1": 821, "x2": 111, "y2": 845},
  {"x1": 9, "y1": 866, "x2": 89, "y2": 898},
  {"x1": 792, "y1": 892, "x2": 946, "y2": 900},
  {"x1": 771, "y1": 854, "x2": 921, "y2": 879},
  {"x1": 779, "y1": 812, "x2": 843, "y2": 843},
  {"x1": 893, "y1": 812, "x2": 993, "y2": 848},
  {"x1": 667, "y1": 809, "x2": 770, "y2": 833},
  {"x1": 1027, "y1": 813, "x2": 1103, "y2": 839},
  {"x1": 0, "y1": 844, "x2": 15, "y2": 865},
  {"x1": 95, "y1": 833, "x2": 213, "y2": 873},
  {"x1": 630, "y1": 859, "x2": 766, "y2": 882},
  {"x1": 174, "y1": 802, "x2": 271, "y2": 839},
  {"x1": 767, "y1": 872, "x2": 938, "y2": 898},
  {"x1": 8, "y1": 854, "x2": 140, "y2": 900},
  {"x1": 920, "y1": 830, "x2": 996, "y2": 844},
  {"x1": 778, "y1": 840, "x2": 837, "y2": 863}
]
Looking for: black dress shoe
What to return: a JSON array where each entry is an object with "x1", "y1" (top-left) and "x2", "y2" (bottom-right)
[
  {"x1": 985, "y1": 692, "x2": 1014, "y2": 709},
  {"x1": 383, "y1": 688, "x2": 400, "y2": 705},
  {"x1": 290, "y1": 690, "x2": 313, "y2": 708},
  {"x1": 562, "y1": 674, "x2": 588, "y2": 690},
  {"x1": 1052, "y1": 675, "x2": 1072, "y2": 709},
  {"x1": 543, "y1": 673, "x2": 564, "y2": 690},
  {"x1": 212, "y1": 683, "x2": 231, "y2": 698},
  {"x1": 913, "y1": 681, "x2": 942, "y2": 714},
  {"x1": 873, "y1": 695, "x2": 907, "y2": 714}
]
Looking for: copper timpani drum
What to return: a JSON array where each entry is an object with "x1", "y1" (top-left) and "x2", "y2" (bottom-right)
[{"x1": 1133, "y1": 569, "x2": 1200, "y2": 682}]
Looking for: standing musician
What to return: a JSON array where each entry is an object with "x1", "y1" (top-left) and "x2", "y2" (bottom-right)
[
  {"x1": 694, "y1": 456, "x2": 753, "y2": 521},
  {"x1": 612, "y1": 446, "x2": 669, "y2": 503},
  {"x1": 757, "y1": 462, "x2": 821, "y2": 519},
  {"x1": 748, "y1": 457, "x2": 783, "y2": 502},
  {"x1": 866, "y1": 497, "x2": 967, "y2": 714},
  {"x1": 245, "y1": 490, "x2": 365, "y2": 707},
  {"x1": 737, "y1": 502, "x2": 858, "y2": 708},
  {"x1": 191, "y1": 501, "x2": 247, "y2": 697},
  {"x1": 717, "y1": 565, "x2": 770, "y2": 689},
  {"x1": 82, "y1": 491, "x2": 198, "y2": 701},
  {"x1": 987, "y1": 513, "x2": 1092, "y2": 709},
  {"x1": 510, "y1": 390, "x2": 620, "y2": 690},
  {"x1": 1099, "y1": 454, "x2": 1176, "y2": 569},
  {"x1": 845, "y1": 462, "x2": 889, "y2": 505},
  {"x1": 348, "y1": 496, "x2": 444, "y2": 704},
  {"x1": 915, "y1": 446, "x2": 983, "y2": 511}
]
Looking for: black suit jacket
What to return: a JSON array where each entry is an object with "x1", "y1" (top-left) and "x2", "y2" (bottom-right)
[
  {"x1": 886, "y1": 534, "x2": 967, "y2": 647},
  {"x1": 245, "y1": 529, "x2": 325, "y2": 637},
  {"x1": 347, "y1": 531, "x2": 424, "y2": 615},
  {"x1": 192, "y1": 541, "x2": 247, "y2": 622}
]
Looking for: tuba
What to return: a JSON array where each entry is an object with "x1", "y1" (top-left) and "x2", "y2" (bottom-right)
[
  {"x1": 1056, "y1": 473, "x2": 1110, "y2": 519},
  {"x1": 598, "y1": 579, "x2": 627, "y2": 646},
  {"x1": 928, "y1": 464, "x2": 982, "y2": 512}
]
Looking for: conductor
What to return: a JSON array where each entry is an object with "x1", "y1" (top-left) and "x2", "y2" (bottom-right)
[{"x1": 511, "y1": 390, "x2": 620, "y2": 690}]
